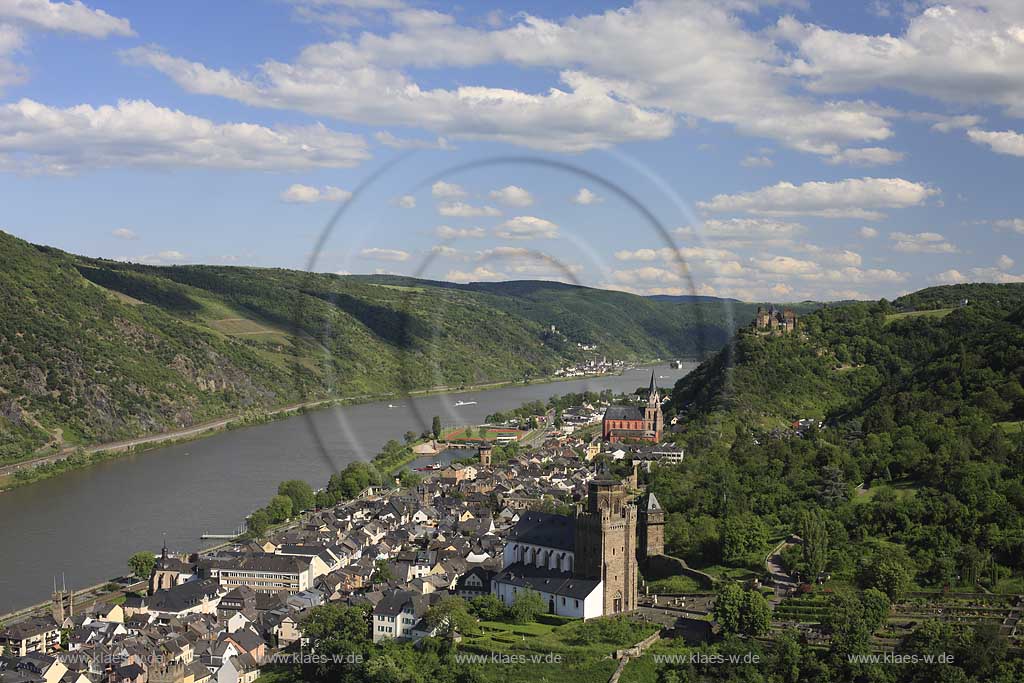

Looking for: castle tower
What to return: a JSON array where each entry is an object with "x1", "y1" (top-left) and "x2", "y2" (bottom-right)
[
  {"x1": 478, "y1": 442, "x2": 492, "y2": 467},
  {"x1": 638, "y1": 492, "x2": 665, "y2": 559},
  {"x1": 574, "y1": 469, "x2": 639, "y2": 615},
  {"x1": 51, "y1": 575, "x2": 73, "y2": 624},
  {"x1": 644, "y1": 372, "x2": 663, "y2": 440}
]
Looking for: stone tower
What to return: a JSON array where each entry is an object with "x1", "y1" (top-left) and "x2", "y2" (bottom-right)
[
  {"x1": 644, "y1": 372, "x2": 664, "y2": 440},
  {"x1": 574, "y1": 469, "x2": 639, "y2": 615},
  {"x1": 51, "y1": 575, "x2": 73, "y2": 624},
  {"x1": 638, "y1": 491, "x2": 665, "y2": 559},
  {"x1": 478, "y1": 442, "x2": 492, "y2": 467}
]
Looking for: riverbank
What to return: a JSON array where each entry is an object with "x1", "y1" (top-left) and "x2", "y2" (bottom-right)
[{"x1": 0, "y1": 362, "x2": 675, "y2": 491}]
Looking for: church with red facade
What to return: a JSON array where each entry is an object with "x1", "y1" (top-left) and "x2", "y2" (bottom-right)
[{"x1": 601, "y1": 372, "x2": 664, "y2": 443}]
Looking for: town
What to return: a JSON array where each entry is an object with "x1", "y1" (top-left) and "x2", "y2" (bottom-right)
[{"x1": 0, "y1": 375, "x2": 694, "y2": 683}]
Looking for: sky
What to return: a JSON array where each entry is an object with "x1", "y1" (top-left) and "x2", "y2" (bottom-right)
[{"x1": 0, "y1": 0, "x2": 1023, "y2": 302}]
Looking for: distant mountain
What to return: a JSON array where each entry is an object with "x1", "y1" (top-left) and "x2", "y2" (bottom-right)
[
  {"x1": 0, "y1": 232, "x2": 756, "y2": 464},
  {"x1": 646, "y1": 294, "x2": 743, "y2": 304}
]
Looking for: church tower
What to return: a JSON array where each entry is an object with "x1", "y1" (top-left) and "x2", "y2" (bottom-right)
[
  {"x1": 638, "y1": 491, "x2": 665, "y2": 559},
  {"x1": 644, "y1": 371, "x2": 664, "y2": 440},
  {"x1": 574, "y1": 468, "x2": 639, "y2": 615}
]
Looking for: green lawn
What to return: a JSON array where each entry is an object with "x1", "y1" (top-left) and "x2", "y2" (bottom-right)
[
  {"x1": 852, "y1": 480, "x2": 920, "y2": 504},
  {"x1": 646, "y1": 575, "x2": 703, "y2": 594},
  {"x1": 996, "y1": 420, "x2": 1024, "y2": 434}
]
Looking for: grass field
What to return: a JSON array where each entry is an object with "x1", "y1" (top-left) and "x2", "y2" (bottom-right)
[
  {"x1": 996, "y1": 420, "x2": 1024, "y2": 434},
  {"x1": 884, "y1": 308, "x2": 954, "y2": 324},
  {"x1": 852, "y1": 481, "x2": 921, "y2": 505},
  {"x1": 646, "y1": 575, "x2": 703, "y2": 594}
]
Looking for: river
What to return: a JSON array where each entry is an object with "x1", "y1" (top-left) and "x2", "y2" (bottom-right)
[{"x1": 0, "y1": 362, "x2": 696, "y2": 612}]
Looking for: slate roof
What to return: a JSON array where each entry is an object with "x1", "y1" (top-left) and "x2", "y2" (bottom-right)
[
  {"x1": 508, "y1": 511, "x2": 575, "y2": 551},
  {"x1": 603, "y1": 405, "x2": 644, "y2": 421},
  {"x1": 492, "y1": 562, "x2": 600, "y2": 600}
]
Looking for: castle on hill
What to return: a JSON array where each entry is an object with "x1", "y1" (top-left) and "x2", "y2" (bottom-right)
[{"x1": 754, "y1": 305, "x2": 797, "y2": 334}]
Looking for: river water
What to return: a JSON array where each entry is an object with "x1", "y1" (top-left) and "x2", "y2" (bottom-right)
[{"x1": 0, "y1": 363, "x2": 695, "y2": 612}]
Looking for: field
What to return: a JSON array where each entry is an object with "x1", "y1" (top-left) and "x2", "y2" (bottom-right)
[
  {"x1": 883, "y1": 308, "x2": 954, "y2": 324},
  {"x1": 443, "y1": 426, "x2": 526, "y2": 441}
]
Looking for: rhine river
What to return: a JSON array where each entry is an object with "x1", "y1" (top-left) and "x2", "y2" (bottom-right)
[{"x1": 0, "y1": 362, "x2": 696, "y2": 612}]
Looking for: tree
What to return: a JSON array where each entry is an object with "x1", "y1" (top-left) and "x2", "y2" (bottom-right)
[
  {"x1": 508, "y1": 588, "x2": 545, "y2": 624},
  {"x1": 247, "y1": 509, "x2": 270, "y2": 537},
  {"x1": 739, "y1": 590, "x2": 772, "y2": 637},
  {"x1": 713, "y1": 583, "x2": 744, "y2": 634},
  {"x1": 468, "y1": 594, "x2": 506, "y2": 621},
  {"x1": 371, "y1": 559, "x2": 394, "y2": 583},
  {"x1": 425, "y1": 596, "x2": 476, "y2": 637},
  {"x1": 128, "y1": 551, "x2": 156, "y2": 579},
  {"x1": 278, "y1": 479, "x2": 315, "y2": 514},
  {"x1": 721, "y1": 514, "x2": 767, "y2": 565},
  {"x1": 265, "y1": 494, "x2": 293, "y2": 523},
  {"x1": 799, "y1": 510, "x2": 829, "y2": 580},
  {"x1": 432, "y1": 416, "x2": 442, "y2": 440},
  {"x1": 861, "y1": 588, "x2": 891, "y2": 631},
  {"x1": 403, "y1": 430, "x2": 418, "y2": 444}
]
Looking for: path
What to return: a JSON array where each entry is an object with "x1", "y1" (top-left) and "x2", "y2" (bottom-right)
[{"x1": 765, "y1": 536, "x2": 800, "y2": 597}]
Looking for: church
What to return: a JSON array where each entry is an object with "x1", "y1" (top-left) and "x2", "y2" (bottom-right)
[
  {"x1": 491, "y1": 470, "x2": 663, "y2": 620},
  {"x1": 601, "y1": 371, "x2": 663, "y2": 443}
]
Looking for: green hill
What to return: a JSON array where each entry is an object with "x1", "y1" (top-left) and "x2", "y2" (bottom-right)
[{"x1": 0, "y1": 231, "x2": 752, "y2": 464}]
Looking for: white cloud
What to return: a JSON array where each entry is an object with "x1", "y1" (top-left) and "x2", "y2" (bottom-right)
[
  {"x1": 280, "y1": 183, "x2": 352, "y2": 203},
  {"x1": 394, "y1": 194, "x2": 416, "y2": 208},
  {"x1": 446, "y1": 266, "x2": 506, "y2": 282},
  {"x1": 111, "y1": 227, "x2": 137, "y2": 240},
  {"x1": 430, "y1": 245, "x2": 460, "y2": 258},
  {"x1": 431, "y1": 180, "x2": 466, "y2": 199},
  {"x1": 571, "y1": 187, "x2": 602, "y2": 205},
  {"x1": 740, "y1": 155, "x2": 773, "y2": 167},
  {"x1": 750, "y1": 255, "x2": 819, "y2": 275},
  {"x1": 118, "y1": 250, "x2": 187, "y2": 265},
  {"x1": 698, "y1": 177, "x2": 938, "y2": 219},
  {"x1": 966, "y1": 129, "x2": 1024, "y2": 157},
  {"x1": 611, "y1": 266, "x2": 682, "y2": 285},
  {"x1": 778, "y1": 4, "x2": 1024, "y2": 119},
  {"x1": 930, "y1": 114, "x2": 983, "y2": 133},
  {"x1": 889, "y1": 231, "x2": 959, "y2": 254},
  {"x1": 435, "y1": 225, "x2": 485, "y2": 239},
  {"x1": 677, "y1": 218, "x2": 806, "y2": 243},
  {"x1": 438, "y1": 201, "x2": 500, "y2": 217},
  {"x1": 0, "y1": 99, "x2": 369, "y2": 173},
  {"x1": 993, "y1": 218, "x2": 1024, "y2": 235},
  {"x1": 793, "y1": 244, "x2": 862, "y2": 266},
  {"x1": 489, "y1": 185, "x2": 533, "y2": 207},
  {"x1": 998, "y1": 254, "x2": 1015, "y2": 270},
  {"x1": 374, "y1": 131, "x2": 451, "y2": 149},
  {"x1": 360, "y1": 247, "x2": 410, "y2": 262},
  {"x1": 825, "y1": 147, "x2": 904, "y2": 166},
  {"x1": 859, "y1": 226, "x2": 879, "y2": 238},
  {"x1": 125, "y1": 1, "x2": 896, "y2": 155},
  {"x1": 929, "y1": 269, "x2": 967, "y2": 285},
  {"x1": 495, "y1": 215, "x2": 559, "y2": 240},
  {"x1": 0, "y1": 24, "x2": 25, "y2": 91},
  {"x1": 0, "y1": 0, "x2": 133, "y2": 38}
]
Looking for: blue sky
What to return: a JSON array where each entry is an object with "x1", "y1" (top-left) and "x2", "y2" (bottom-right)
[{"x1": 1, "y1": 0, "x2": 1023, "y2": 302}]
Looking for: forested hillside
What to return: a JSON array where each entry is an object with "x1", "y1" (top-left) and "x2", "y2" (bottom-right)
[
  {"x1": 654, "y1": 285, "x2": 1024, "y2": 643},
  {"x1": 0, "y1": 231, "x2": 750, "y2": 465}
]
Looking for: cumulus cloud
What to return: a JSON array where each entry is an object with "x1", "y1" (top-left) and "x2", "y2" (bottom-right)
[
  {"x1": 495, "y1": 215, "x2": 559, "y2": 240},
  {"x1": 438, "y1": 201, "x2": 500, "y2": 217},
  {"x1": 374, "y1": 131, "x2": 452, "y2": 149},
  {"x1": 280, "y1": 183, "x2": 352, "y2": 203},
  {"x1": 750, "y1": 255, "x2": 819, "y2": 275},
  {"x1": 777, "y1": 4, "x2": 1024, "y2": 119},
  {"x1": 0, "y1": 0, "x2": 133, "y2": 38},
  {"x1": 124, "y1": 1, "x2": 897, "y2": 154},
  {"x1": 431, "y1": 180, "x2": 466, "y2": 199},
  {"x1": 571, "y1": 187, "x2": 602, "y2": 205},
  {"x1": 966, "y1": 129, "x2": 1024, "y2": 157},
  {"x1": 0, "y1": 99, "x2": 369, "y2": 173},
  {"x1": 111, "y1": 227, "x2": 137, "y2": 240},
  {"x1": 993, "y1": 218, "x2": 1024, "y2": 234},
  {"x1": 394, "y1": 194, "x2": 416, "y2": 208},
  {"x1": 489, "y1": 185, "x2": 533, "y2": 207},
  {"x1": 676, "y1": 218, "x2": 806, "y2": 244},
  {"x1": 929, "y1": 269, "x2": 967, "y2": 284},
  {"x1": 825, "y1": 147, "x2": 904, "y2": 166},
  {"x1": 998, "y1": 254, "x2": 1015, "y2": 270},
  {"x1": 889, "y1": 231, "x2": 959, "y2": 254},
  {"x1": 698, "y1": 177, "x2": 938, "y2": 219},
  {"x1": 360, "y1": 247, "x2": 410, "y2": 262},
  {"x1": 859, "y1": 226, "x2": 879, "y2": 238},
  {"x1": 445, "y1": 266, "x2": 506, "y2": 283},
  {"x1": 611, "y1": 266, "x2": 682, "y2": 285},
  {"x1": 435, "y1": 225, "x2": 485, "y2": 239},
  {"x1": 118, "y1": 250, "x2": 187, "y2": 265},
  {"x1": 740, "y1": 155, "x2": 773, "y2": 167}
]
